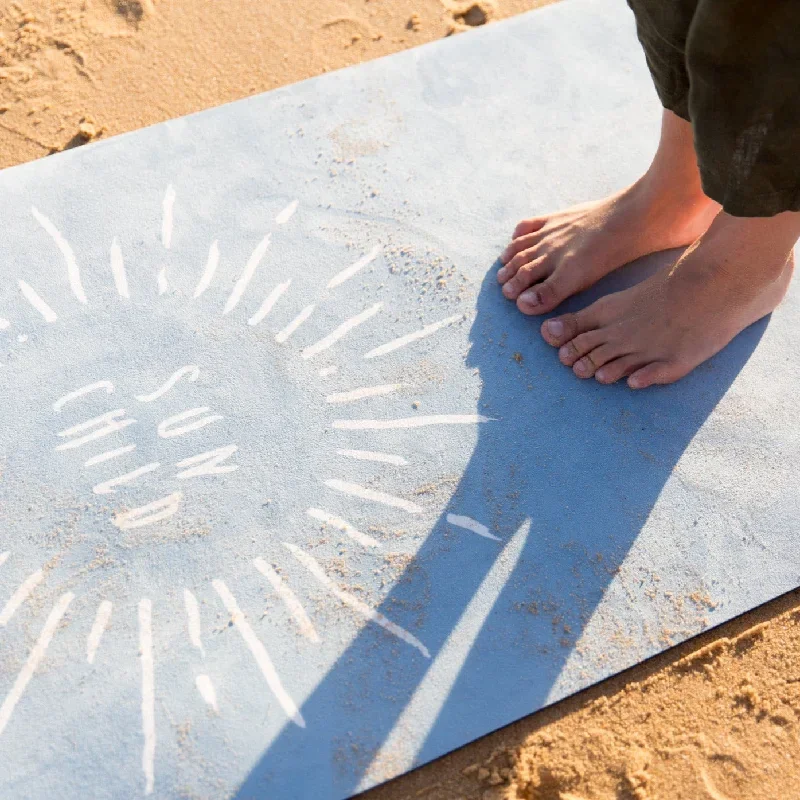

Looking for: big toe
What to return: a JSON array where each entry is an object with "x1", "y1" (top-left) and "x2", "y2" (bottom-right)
[
  {"x1": 628, "y1": 361, "x2": 684, "y2": 389},
  {"x1": 540, "y1": 309, "x2": 591, "y2": 347}
]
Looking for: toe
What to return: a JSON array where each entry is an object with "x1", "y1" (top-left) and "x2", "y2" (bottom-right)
[
  {"x1": 540, "y1": 304, "x2": 602, "y2": 347},
  {"x1": 501, "y1": 255, "x2": 548, "y2": 299},
  {"x1": 558, "y1": 330, "x2": 604, "y2": 366},
  {"x1": 500, "y1": 231, "x2": 543, "y2": 267},
  {"x1": 628, "y1": 361, "x2": 682, "y2": 389},
  {"x1": 513, "y1": 217, "x2": 547, "y2": 239},
  {"x1": 516, "y1": 269, "x2": 574, "y2": 315},
  {"x1": 572, "y1": 344, "x2": 617, "y2": 379},
  {"x1": 595, "y1": 355, "x2": 641, "y2": 384},
  {"x1": 498, "y1": 246, "x2": 542, "y2": 286}
]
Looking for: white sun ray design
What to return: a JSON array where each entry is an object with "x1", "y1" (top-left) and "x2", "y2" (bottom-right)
[{"x1": 0, "y1": 186, "x2": 498, "y2": 797}]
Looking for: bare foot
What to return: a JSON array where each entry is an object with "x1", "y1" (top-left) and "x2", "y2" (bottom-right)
[
  {"x1": 498, "y1": 110, "x2": 719, "y2": 315},
  {"x1": 539, "y1": 211, "x2": 800, "y2": 389}
]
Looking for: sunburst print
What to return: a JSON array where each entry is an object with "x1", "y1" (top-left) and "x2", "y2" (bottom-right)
[{"x1": 0, "y1": 184, "x2": 493, "y2": 797}]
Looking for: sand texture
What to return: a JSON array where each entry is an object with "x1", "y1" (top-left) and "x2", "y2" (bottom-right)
[
  {"x1": 367, "y1": 590, "x2": 800, "y2": 799},
  {"x1": 2, "y1": 1, "x2": 799, "y2": 799},
  {"x1": 0, "y1": 0, "x2": 547, "y2": 169}
]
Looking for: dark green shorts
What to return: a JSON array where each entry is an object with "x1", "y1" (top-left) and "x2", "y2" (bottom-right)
[{"x1": 627, "y1": 0, "x2": 800, "y2": 217}]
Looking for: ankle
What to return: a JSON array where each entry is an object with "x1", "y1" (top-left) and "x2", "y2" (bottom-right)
[
  {"x1": 638, "y1": 164, "x2": 712, "y2": 209},
  {"x1": 627, "y1": 171, "x2": 718, "y2": 232}
]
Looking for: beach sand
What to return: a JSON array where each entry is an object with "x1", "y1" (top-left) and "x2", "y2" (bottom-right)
[
  {"x1": 0, "y1": 0, "x2": 544, "y2": 168},
  {"x1": 2, "y1": 2, "x2": 799, "y2": 798}
]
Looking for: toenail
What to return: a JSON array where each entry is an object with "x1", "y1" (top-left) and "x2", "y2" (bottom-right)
[
  {"x1": 502, "y1": 283, "x2": 515, "y2": 297},
  {"x1": 521, "y1": 290, "x2": 540, "y2": 306},
  {"x1": 575, "y1": 359, "x2": 589, "y2": 376},
  {"x1": 497, "y1": 267, "x2": 507, "y2": 280},
  {"x1": 547, "y1": 319, "x2": 564, "y2": 337}
]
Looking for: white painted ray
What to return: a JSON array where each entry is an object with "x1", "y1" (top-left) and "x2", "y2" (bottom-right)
[
  {"x1": 184, "y1": 589, "x2": 204, "y2": 656},
  {"x1": 446, "y1": 513, "x2": 501, "y2": 542},
  {"x1": 139, "y1": 598, "x2": 156, "y2": 796},
  {"x1": 86, "y1": 600, "x2": 113, "y2": 664},
  {"x1": 112, "y1": 492, "x2": 183, "y2": 530},
  {"x1": 319, "y1": 366, "x2": 338, "y2": 377},
  {"x1": 275, "y1": 199, "x2": 298, "y2": 225},
  {"x1": 306, "y1": 507, "x2": 380, "y2": 548},
  {"x1": 324, "y1": 480, "x2": 422, "y2": 514},
  {"x1": 0, "y1": 568, "x2": 44, "y2": 626},
  {"x1": 18, "y1": 280, "x2": 57, "y2": 323},
  {"x1": 223, "y1": 234, "x2": 271, "y2": 315},
  {"x1": 135, "y1": 365, "x2": 199, "y2": 403},
  {"x1": 195, "y1": 675, "x2": 218, "y2": 712},
  {"x1": 57, "y1": 408, "x2": 126, "y2": 437},
  {"x1": 31, "y1": 207, "x2": 87, "y2": 305},
  {"x1": 283, "y1": 543, "x2": 430, "y2": 658},
  {"x1": 194, "y1": 240, "x2": 219, "y2": 298},
  {"x1": 175, "y1": 445, "x2": 239, "y2": 478},
  {"x1": 157, "y1": 407, "x2": 222, "y2": 438},
  {"x1": 275, "y1": 304, "x2": 315, "y2": 343},
  {"x1": 0, "y1": 318, "x2": 9, "y2": 330},
  {"x1": 162, "y1": 184, "x2": 176, "y2": 249},
  {"x1": 336, "y1": 449, "x2": 408, "y2": 466},
  {"x1": 326, "y1": 245, "x2": 381, "y2": 290},
  {"x1": 253, "y1": 557, "x2": 320, "y2": 642},
  {"x1": 326, "y1": 383, "x2": 401, "y2": 404},
  {"x1": 212, "y1": 579, "x2": 305, "y2": 727},
  {"x1": 110, "y1": 238, "x2": 129, "y2": 298},
  {"x1": 157, "y1": 268, "x2": 169, "y2": 295},
  {"x1": 55, "y1": 409, "x2": 136, "y2": 451},
  {"x1": 93, "y1": 462, "x2": 160, "y2": 495},
  {"x1": 364, "y1": 314, "x2": 462, "y2": 359},
  {"x1": 0, "y1": 552, "x2": 8, "y2": 569},
  {"x1": 85, "y1": 444, "x2": 136, "y2": 467},
  {"x1": 0, "y1": 592, "x2": 74, "y2": 739},
  {"x1": 53, "y1": 381, "x2": 114, "y2": 412},
  {"x1": 301, "y1": 302, "x2": 383, "y2": 360},
  {"x1": 248, "y1": 280, "x2": 291, "y2": 326},
  {"x1": 361, "y1": 522, "x2": 530, "y2": 787},
  {"x1": 332, "y1": 414, "x2": 492, "y2": 430}
]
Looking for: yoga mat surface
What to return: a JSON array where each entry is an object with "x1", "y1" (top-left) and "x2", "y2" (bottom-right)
[{"x1": 1, "y1": 1, "x2": 798, "y2": 796}]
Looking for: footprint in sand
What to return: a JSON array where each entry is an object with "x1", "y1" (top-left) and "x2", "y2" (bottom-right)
[
  {"x1": 110, "y1": 0, "x2": 155, "y2": 24},
  {"x1": 440, "y1": 0, "x2": 497, "y2": 33},
  {"x1": 85, "y1": 0, "x2": 156, "y2": 36}
]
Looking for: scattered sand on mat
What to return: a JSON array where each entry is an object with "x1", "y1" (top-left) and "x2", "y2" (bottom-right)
[{"x1": 2, "y1": 1, "x2": 799, "y2": 799}]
